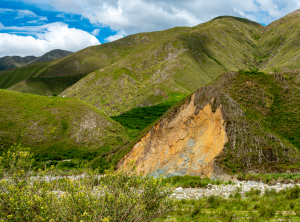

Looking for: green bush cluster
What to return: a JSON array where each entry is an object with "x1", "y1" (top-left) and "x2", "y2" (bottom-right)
[
  {"x1": 0, "y1": 145, "x2": 174, "y2": 222},
  {"x1": 167, "y1": 175, "x2": 233, "y2": 188},
  {"x1": 111, "y1": 94, "x2": 185, "y2": 140},
  {"x1": 238, "y1": 173, "x2": 300, "y2": 184}
]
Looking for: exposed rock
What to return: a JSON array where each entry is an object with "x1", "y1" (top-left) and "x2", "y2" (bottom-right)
[
  {"x1": 118, "y1": 83, "x2": 300, "y2": 176},
  {"x1": 118, "y1": 91, "x2": 228, "y2": 178}
]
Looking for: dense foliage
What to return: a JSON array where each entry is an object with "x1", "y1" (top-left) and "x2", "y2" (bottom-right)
[
  {"x1": 157, "y1": 186, "x2": 300, "y2": 221},
  {"x1": 167, "y1": 175, "x2": 233, "y2": 188},
  {"x1": 111, "y1": 94, "x2": 185, "y2": 140},
  {"x1": 0, "y1": 145, "x2": 173, "y2": 221}
]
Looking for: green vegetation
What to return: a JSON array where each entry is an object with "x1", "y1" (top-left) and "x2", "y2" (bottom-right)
[
  {"x1": 0, "y1": 89, "x2": 128, "y2": 172},
  {"x1": 112, "y1": 94, "x2": 186, "y2": 140},
  {"x1": 8, "y1": 74, "x2": 86, "y2": 96},
  {"x1": 238, "y1": 173, "x2": 300, "y2": 184},
  {"x1": 1, "y1": 15, "x2": 265, "y2": 115},
  {"x1": 167, "y1": 175, "x2": 233, "y2": 188},
  {"x1": 3, "y1": 145, "x2": 300, "y2": 222},
  {"x1": 157, "y1": 186, "x2": 300, "y2": 221},
  {"x1": 208, "y1": 69, "x2": 300, "y2": 174},
  {"x1": 230, "y1": 70, "x2": 300, "y2": 149},
  {"x1": 0, "y1": 145, "x2": 173, "y2": 221}
]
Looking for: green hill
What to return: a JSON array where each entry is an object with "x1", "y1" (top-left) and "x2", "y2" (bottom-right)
[
  {"x1": 114, "y1": 70, "x2": 300, "y2": 175},
  {"x1": 2, "y1": 11, "x2": 300, "y2": 117},
  {"x1": 0, "y1": 89, "x2": 128, "y2": 170},
  {"x1": 0, "y1": 16, "x2": 263, "y2": 115},
  {"x1": 2, "y1": 10, "x2": 300, "y2": 173},
  {"x1": 60, "y1": 17, "x2": 263, "y2": 116}
]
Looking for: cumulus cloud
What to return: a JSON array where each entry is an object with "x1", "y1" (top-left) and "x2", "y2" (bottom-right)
[
  {"x1": 0, "y1": 23, "x2": 100, "y2": 57},
  {"x1": 19, "y1": 0, "x2": 300, "y2": 35}
]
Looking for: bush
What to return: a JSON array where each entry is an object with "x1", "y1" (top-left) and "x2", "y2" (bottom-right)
[
  {"x1": 258, "y1": 202, "x2": 276, "y2": 219},
  {"x1": 207, "y1": 195, "x2": 220, "y2": 209},
  {"x1": 288, "y1": 186, "x2": 300, "y2": 200},
  {"x1": 0, "y1": 146, "x2": 174, "y2": 221}
]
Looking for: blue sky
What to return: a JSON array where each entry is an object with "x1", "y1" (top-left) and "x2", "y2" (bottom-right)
[{"x1": 0, "y1": 0, "x2": 300, "y2": 57}]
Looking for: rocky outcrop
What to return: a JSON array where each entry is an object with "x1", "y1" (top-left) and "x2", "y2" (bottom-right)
[{"x1": 118, "y1": 84, "x2": 300, "y2": 177}]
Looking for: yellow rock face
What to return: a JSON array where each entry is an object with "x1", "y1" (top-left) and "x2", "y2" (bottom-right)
[{"x1": 118, "y1": 94, "x2": 228, "y2": 178}]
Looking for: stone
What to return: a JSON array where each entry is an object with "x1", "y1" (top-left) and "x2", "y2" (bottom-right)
[{"x1": 118, "y1": 94, "x2": 228, "y2": 178}]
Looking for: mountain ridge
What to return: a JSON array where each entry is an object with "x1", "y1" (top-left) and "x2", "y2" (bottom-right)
[{"x1": 0, "y1": 49, "x2": 73, "y2": 71}]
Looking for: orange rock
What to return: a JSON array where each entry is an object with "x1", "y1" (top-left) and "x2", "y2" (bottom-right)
[{"x1": 118, "y1": 94, "x2": 228, "y2": 178}]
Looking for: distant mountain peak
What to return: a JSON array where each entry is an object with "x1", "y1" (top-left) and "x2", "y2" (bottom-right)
[{"x1": 0, "y1": 49, "x2": 73, "y2": 71}]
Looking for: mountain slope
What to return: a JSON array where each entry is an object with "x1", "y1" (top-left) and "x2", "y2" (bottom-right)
[
  {"x1": 117, "y1": 70, "x2": 300, "y2": 177},
  {"x1": 2, "y1": 10, "x2": 300, "y2": 115},
  {"x1": 0, "y1": 16, "x2": 263, "y2": 110},
  {"x1": 0, "y1": 55, "x2": 37, "y2": 71},
  {"x1": 0, "y1": 49, "x2": 73, "y2": 71},
  {"x1": 259, "y1": 9, "x2": 300, "y2": 73},
  {"x1": 60, "y1": 17, "x2": 263, "y2": 116},
  {"x1": 28, "y1": 49, "x2": 73, "y2": 65},
  {"x1": 0, "y1": 89, "x2": 128, "y2": 169}
]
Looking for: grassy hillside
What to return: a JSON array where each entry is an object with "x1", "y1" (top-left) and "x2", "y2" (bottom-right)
[
  {"x1": 0, "y1": 16, "x2": 263, "y2": 113},
  {"x1": 0, "y1": 89, "x2": 128, "y2": 170},
  {"x1": 259, "y1": 9, "x2": 300, "y2": 73},
  {"x1": 2, "y1": 11, "x2": 300, "y2": 116},
  {"x1": 60, "y1": 17, "x2": 263, "y2": 116},
  {"x1": 8, "y1": 74, "x2": 86, "y2": 96},
  {"x1": 211, "y1": 70, "x2": 300, "y2": 173},
  {"x1": 111, "y1": 93, "x2": 186, "y2": 140},
  {"x1": 108, "y1": 70, "x2": 300, "y2": 174}
]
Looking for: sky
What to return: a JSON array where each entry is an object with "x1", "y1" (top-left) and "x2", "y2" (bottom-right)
[{"x1": 0, "y1": 0, "x2": 300, "y2": 57}]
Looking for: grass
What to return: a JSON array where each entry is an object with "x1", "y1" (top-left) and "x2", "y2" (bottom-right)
[
  {"x1": 167, "y1": 175, "x2": 233, "y2": 188},
  {"x1": 2, "y1": 15, "x2": 264, "y2": 115},
  {"x1": 237, "y1": 173, "x2": 300, "y2": 184},
  {"x1": 111, "y1": 94, "x2": 186, "y2": 140},
  {"x1": 156, "y1": 185, "x2": 300, "y2": 221},
  {"x1": 0, "y1": 89, "x2": 128, "y2": 172},
  {"x1": 8, "y1": 74, "x2": 87, "y2": 96},
  {"x1": 210, "y1": 70, "x2": 300, "y2": 174}
]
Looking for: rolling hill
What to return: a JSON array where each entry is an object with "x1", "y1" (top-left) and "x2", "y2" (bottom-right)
[
  {"x1": 2, "y1": 10, "x2": 300, "y2": 173},
  {"x1": 0, "y1": 89, "x2": 128, "y2": 170},
  {"x1": 117, "y1": 70, "x2": 300, "y2": 177},
  {"x1": 2, "y1": 10, "x2": 300, "y2": 117}
]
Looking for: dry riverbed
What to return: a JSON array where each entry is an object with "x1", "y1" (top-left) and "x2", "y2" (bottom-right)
[{"x1": 172, "y1": 180, "x2": 299, "y2": 199}]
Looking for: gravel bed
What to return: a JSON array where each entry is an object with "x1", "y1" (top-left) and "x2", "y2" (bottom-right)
[{"x1": 171, "y1": 180, "x2": 300, "y2": 199}]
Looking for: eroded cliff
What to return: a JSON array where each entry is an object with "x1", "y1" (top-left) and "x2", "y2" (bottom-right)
[
  {"x1": 119, "y1": 93, "x2": 227, "y2": 178},
  {"x1": 118, "y1": 76, "x2": 300, "y2": 176}
]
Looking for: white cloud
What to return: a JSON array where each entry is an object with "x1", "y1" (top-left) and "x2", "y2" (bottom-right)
[
  {"x1": 15, "y1": 9, "x2": 38, "y2": 19},
  {"x1": 105, "y1": 31, "x2": 125, "y2": 42},
  {"x1": 0, "y1": 23, "x2": 100, "y2": 57},
  {"x1": 92, "y1": 28, "x2": 100, "y2": 36},
  {"x1": 0, "y1": 8, "x2": 48, "y2": 22},
  {"x1": 0, "y1": 8, "x2": 14, "y2": 13},
  {"x1": 19, "y1": 0, "x2": 300, "y2": 36}
]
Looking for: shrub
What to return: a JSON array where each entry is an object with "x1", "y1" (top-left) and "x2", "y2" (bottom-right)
[
  {"x1": 0, "y1": 146, "x2": 174, "y2": 221},
  {"x1": 246, "y1": 188, "x2": 261, "y2": 197},
  {"x1": 258, "y1": 202, "x2": 276, "y2": 219},
  {"x1": 207, "y1": 195, "x2": 220, "y2": 209},
  {"x1": 294, "y1": 205, "x2": 300, "y2": 217},
  {"x1": 288, "y1": 186, "x2": 300, "y2": 200}
]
